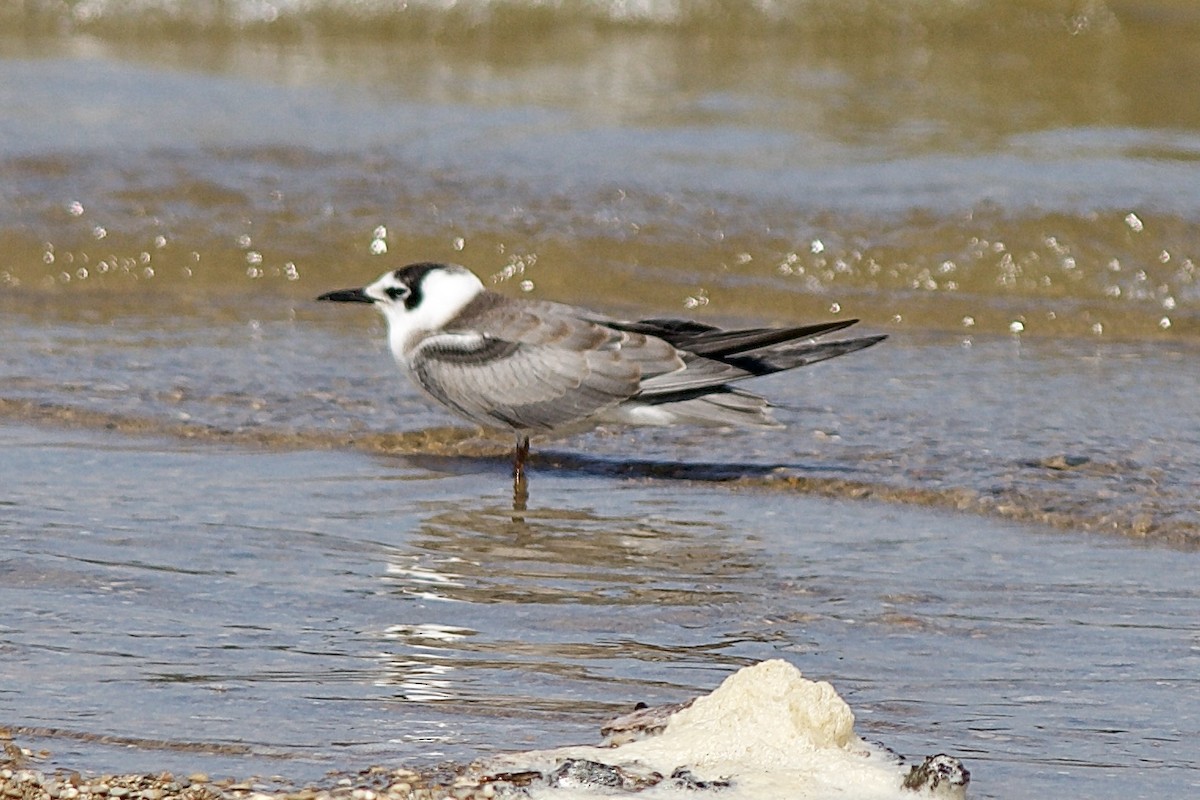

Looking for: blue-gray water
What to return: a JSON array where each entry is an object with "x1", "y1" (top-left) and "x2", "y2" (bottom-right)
[
  {"x1": 3, "y1": 2, "x2": 1200, "y2": 797},
  {"x1": 4, "y1": 420, "x2": 1199, "y2": 799}
]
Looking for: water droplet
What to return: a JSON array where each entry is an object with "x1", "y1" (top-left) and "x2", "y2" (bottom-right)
[
  {"x1": 962, "y1": 316, "x2": 976, "y2": 327},
  {"x1": 1124, "y1": 212, "x2": 1144, "y2": 232},
  {"x1": 237, "y1": 234, "x2": 252, "y2": 248},
  {"x1": 245, "y1": 251, "x2": 263, "y2": 265},
  {"x1": 373, "y1": 225, "x2": 388, "y2": 240},
  {"x1": 1091, "y1": 322, "x2": 1104, "y2": 335},
  {"x1": 67, "y1": 201, "x2": 85, "y2": 217},
  {"x1": 452, "y1": 237, "x2": 465, "y2": 251},
  {"x1": 369, "y1": 238, "x2": 387, "y2": 255},
  {"x1": 1009, "y1": 320, "x2": 1025, "y2": 334},
  {"x1": 810, "y1": 239, "x2": 824, "y2": 254},
  {"x1": 519, "y1": 280, "x2": 534, "y2": 292},
  {"x1": 1159, "y1": 317, "x2": 1172, "y2": 329},
  {"x1": 92, "y1": 226, "x2": 107, "y2": 240},
  {"x1": 829, "y1": 302, "x2": 841, "y2": 314}
]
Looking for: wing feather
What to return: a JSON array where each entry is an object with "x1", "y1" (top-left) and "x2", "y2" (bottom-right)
[
  {"x1": 400, "y1": 291, "x2": 884, "y2": 432},
  {"x1": 406, "y1": 296, "x2": 681, "y2": 430}
]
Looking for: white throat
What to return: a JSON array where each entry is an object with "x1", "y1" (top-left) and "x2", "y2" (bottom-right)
[{"x1": 376, "y1": 268, "x2": 483, "y2": 362}]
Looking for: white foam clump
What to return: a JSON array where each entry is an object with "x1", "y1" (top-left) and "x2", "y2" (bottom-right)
[{"x1": 487, "y1": 659, "x2": 963, "y2": 799}]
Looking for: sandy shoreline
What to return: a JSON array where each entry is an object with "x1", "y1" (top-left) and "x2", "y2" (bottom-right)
[{"x1": 2, "y1": 662, "x2": 970, "y2": 800}]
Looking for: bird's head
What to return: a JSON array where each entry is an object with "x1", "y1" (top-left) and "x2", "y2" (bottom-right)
[{"x1": 317, "y1": 262, "x2": 485, "y2": 356}]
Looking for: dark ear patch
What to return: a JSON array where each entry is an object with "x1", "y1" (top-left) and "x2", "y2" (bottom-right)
[
  {"x1": 404, "y1": 281, "x2": 422, "y2": 310},
  {"x1": 393, "y1": 262, "x2": 446, "y2": 311}
]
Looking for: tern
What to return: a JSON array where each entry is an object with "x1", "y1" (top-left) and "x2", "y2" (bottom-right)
[{"x1": 317, "y1": 262, "x2": 884, "y2": 488}]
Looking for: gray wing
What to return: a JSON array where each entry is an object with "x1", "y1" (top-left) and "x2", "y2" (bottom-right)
[
  {"x1": 406, "y1": 296, "x2": 685, "y2": 432},
  {"x1": 627, "y1": 318, "x2": 887, "y2": 398}
]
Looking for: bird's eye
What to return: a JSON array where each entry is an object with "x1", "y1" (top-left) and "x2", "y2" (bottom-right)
[{"x1": 384, "y1": 286, "x2": 409, "y2": 301}]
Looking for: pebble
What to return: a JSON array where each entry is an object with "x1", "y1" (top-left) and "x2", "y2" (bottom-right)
[{"x1": 0, "y1": 756, "x2": 524, "y2": 800}]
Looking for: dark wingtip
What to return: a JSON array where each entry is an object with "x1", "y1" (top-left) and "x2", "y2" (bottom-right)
[{"x1": 316, "y1": 287, "x2": 373, "y2": 303}]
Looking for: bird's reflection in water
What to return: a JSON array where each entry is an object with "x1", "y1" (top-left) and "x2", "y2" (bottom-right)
[{"x1": 372, "y1": 486, "x2": 766, "y2": 712}]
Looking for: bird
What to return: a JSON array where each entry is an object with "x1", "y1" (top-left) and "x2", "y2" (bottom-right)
[{"x1": 317, "y1": 262, "x2": 885, "y2": 491}]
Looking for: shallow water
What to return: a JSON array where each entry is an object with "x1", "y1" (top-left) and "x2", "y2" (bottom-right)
[
  {"x1": 3, "y1": 422, "x2": 1199, "y2": 799},
  {"x1": 3, "y1": 2, "x2": 1200, "y2": 797}
]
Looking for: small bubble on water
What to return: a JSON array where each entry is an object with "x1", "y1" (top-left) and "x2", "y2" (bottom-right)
[
  {"x1": 369, "y1": 238, "x2": 388, "y2": 255},
  {"x1": 452, "y1": 237, "x2": 465, "y2": 251},
  {"x1": 810, "y1": 239, "x2": 824, "y2": 254},
  {"x1": 1159, "y1": 250, "x2": 1171, "y2": 263},
  {"x1": 67, "y1": 200, "x2": 85, "y2": 216},
  {"x1": 829, "y1": 302, "x2": 841, "y2": 314},
  {"x1": 962, "y1": 316, "x2": 976, "y2": 327},
  {"x1": 284, "y1": 262, "x2": 300, "y2": 281},
  {"x1": 154, "y1": 235, "x2": 168, "y2": 249},
  {"x1": 1159, "y1": 316, "x2": 1172, "y2": 329},
  {"x1": 237, "y1": 234, "x2": 252, "y2": 248},
  {"x1": 1009, "y1": 320, "x2": 1025, "y2": 334},
  {"x1": 92, "y1": 226, "x2": 107, "y2": 240},
  {"x1": 1091, "y1": 322, "x2": 1104, "y2": 335},
  {"x1": 1163, "y1": 296, "x2": 1177, "y2": 310},
  {"x1": 142, "y1": 267, "x2": 154, "y2": 279},
  {"x1": 245, "y1": 250, "x2": 263, "y2": 265},
  {"x1": 1124, "y1": 212, "x2": 1144, "y2": 232},
  {"x1": 519, "y1": 280, "x2": 534, "y2": 292}
]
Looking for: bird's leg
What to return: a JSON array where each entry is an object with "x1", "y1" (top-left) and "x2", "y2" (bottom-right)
[
  {"x1": 512, "y1": 435, "x2": 530, "y2": 512},
  {"x1": 512, "y1": 435, "x2": 530, "y2": 479}
]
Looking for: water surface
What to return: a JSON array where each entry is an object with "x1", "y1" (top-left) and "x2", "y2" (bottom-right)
[{"x1": 3, "y1": 2, "x2": 1200, "y2": 798}]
